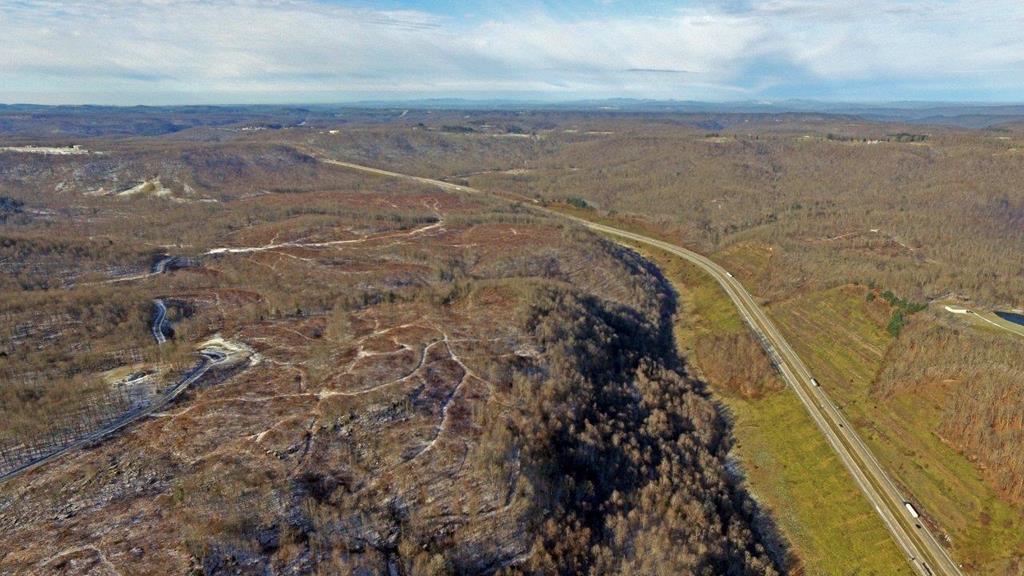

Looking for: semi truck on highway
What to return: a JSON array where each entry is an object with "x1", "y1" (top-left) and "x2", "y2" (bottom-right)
[
  {"x1": 905, "y1": 502, "x2": 920, "y2": 519},
  {"x1": 810, "y1": 378, "x2": 820, "y2": 387}
]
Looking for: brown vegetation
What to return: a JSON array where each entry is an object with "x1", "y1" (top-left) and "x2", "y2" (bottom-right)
[
  {"x1": 694, "y1": 333, "x2": 781, "y2": 399},
  {"x1": 468, "y1": 124, "x2": 1024, "y2": 307},
  {"x1": 300, "y1": 112, "x2": 1024, "y2": 572},
  {"x1": 874, "y1": 317, "x2": 1024, "y2": 503},
  {"x1": 0, "y1": 123, "x2": 784, "y2": 575},
  {"x1": 502, "y1": 287, "x2": 779, "y2": 575}
]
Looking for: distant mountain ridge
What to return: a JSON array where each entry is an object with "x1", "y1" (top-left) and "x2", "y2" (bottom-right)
[{"x1": 2, "y1": 100, "x2": 1024, "y2": 138}]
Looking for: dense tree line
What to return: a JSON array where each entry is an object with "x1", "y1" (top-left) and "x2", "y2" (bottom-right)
[{"x1": 496, "y1": 286, "x2": 782, "y2": 575}]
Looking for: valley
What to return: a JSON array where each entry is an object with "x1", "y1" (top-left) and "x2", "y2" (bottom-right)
[{"x1": 1, "y1": 105, "x2": 1023, "y2": 575}]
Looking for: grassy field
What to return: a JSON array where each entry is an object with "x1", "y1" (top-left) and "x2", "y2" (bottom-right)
[
  {"x1": 624, "y1": 240, "x2": 913, "y2": 576},
  {"x1": 769, "y1": 286, "x2": 1024, "y2": 574}
]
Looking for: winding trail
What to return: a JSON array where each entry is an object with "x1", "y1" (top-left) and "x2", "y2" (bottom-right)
[
  {"x1": 203, "y1": 212, "x2": 444, "y2": 256},
  {"x1": 98, "y1": 256, "x2": 174, "y2": 285}
]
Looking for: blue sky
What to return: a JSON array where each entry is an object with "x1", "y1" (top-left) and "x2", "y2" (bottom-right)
[{"x1": 1, "y1": 0, "x2": 1023, "y2": 105}]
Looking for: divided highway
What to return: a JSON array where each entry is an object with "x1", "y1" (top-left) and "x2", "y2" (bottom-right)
[
  {"x1": 321, "y1": 156, "x2": 965, "y2": 576},
  {"x1": 569, "y1": 221, "x2": 964, "y2": 576}
]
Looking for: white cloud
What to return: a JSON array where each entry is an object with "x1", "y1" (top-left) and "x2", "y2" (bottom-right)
[
  {"x1": 749, "y1": 0, "x2": 1024, "y2": 80},
  {"x1": 0, "y1": 0, "x2": 1022, "y2": 102}
]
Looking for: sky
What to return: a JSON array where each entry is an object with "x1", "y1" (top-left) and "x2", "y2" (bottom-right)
[{"x1": 1, "y1": 0, "x2": 1023, "y2": 105}]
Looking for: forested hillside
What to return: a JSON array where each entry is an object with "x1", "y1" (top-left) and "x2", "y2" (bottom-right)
[
  {"x1": 310, "y1": 112, "x2": 1024, "y2": 573},
  {"x1": 0, "y1": 124, "x2": 782, "y2": 575}
]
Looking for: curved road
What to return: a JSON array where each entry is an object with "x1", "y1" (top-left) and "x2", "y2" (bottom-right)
[
  {"x1": 570, "y1": 221, "x2": 963, "y2": 576},
  {"x1": 151, "y1": 298, "x2": 169, "y2": 344},
  {"x1": 319, "y1": 155, "x2": 965, "y2": 576},
  {"x1": 1, "y1": 297, "x2": 226, "y2": 485},
  {"x1": 0, "y1": 348, "x2": 227, "y2": 485}
]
